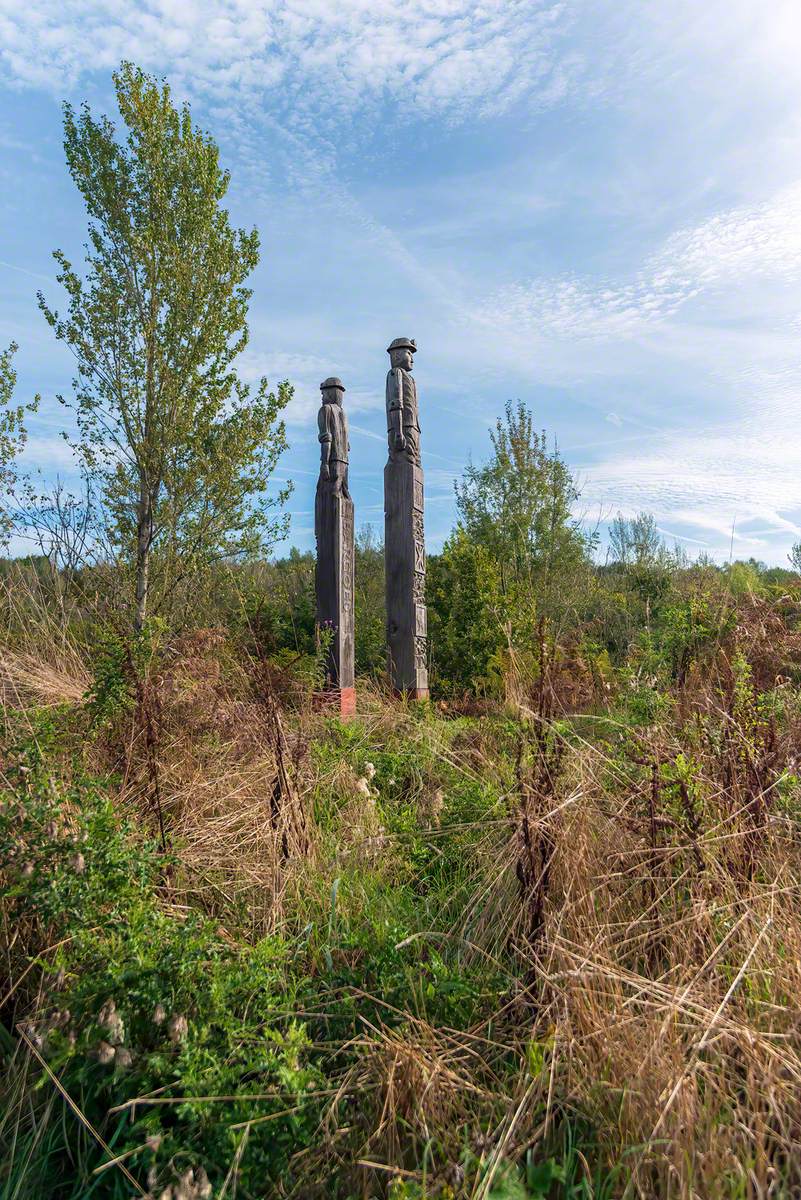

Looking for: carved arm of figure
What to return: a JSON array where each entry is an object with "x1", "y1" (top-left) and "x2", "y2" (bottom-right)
[
  {"x1": 318, "y1": 405, "x2": 332, "y2": 480},
  {"x1": 388, "y1": 367, "x2": 407, "y2": 453}
]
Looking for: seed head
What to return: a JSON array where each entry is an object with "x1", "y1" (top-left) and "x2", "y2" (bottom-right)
[
  {"x1": 168, "y1": 1014, "x2": 188, "y2": 1044},
  {"x1": 98, "y1": 998, "x2": 125, "y2": 1045},
  {"x1": 96, "y1": 1041, "x2": 116, "y2": 1065},
  {"x1": 195, "y1": 1168, "x2": 212, "y2": 1199},
  {"x1": 175, "y1": 1169, "x2": 196, "y2": 1200}
]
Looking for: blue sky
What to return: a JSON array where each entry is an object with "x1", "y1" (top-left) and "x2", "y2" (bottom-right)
[{"x1": 2, "y1": 1, "x2": 801, "y2": 562}]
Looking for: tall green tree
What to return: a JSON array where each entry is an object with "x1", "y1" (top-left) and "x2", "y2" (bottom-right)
[
  {"x1": 609, "y1": 511, "x2": 664, "y2": 566},
  {"x1": 430, "y1": 401, "x2": 593, "y2": 697},
  {"x1": 454, "y1": 400, "x2": 591, "y2": 614},
  {"x1": 39, "y1": 62, "x2": 291, "y2": 630}
]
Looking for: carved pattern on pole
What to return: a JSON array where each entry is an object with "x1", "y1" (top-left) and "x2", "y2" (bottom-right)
[
  {"x1": 384, "y1": 338, "x2": 429, "y2": 698},
  {"x1": 314, "y1": 377, "x2": 355, "y2": 717}
]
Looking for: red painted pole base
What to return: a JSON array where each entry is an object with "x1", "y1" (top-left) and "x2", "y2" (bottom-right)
[{"x1": 313, "y1": 687, "x2": 356, "y2": 719}]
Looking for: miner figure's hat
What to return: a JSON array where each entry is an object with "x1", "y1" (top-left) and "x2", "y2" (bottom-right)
[
  {"x1": 320, "y1": 377, "x2": 346, "y2": 392},
  {"x1": 386, "y1": 337, "x2": 417, "y2": 355}
]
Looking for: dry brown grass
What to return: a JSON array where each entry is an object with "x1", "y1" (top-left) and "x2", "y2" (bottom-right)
[
  {"x1": 0, "y1": 568, "x2": 92, "y2": 707},
  {"x1": 7, "y1": 582, "x2": 801, "y2": 1197},
  {"x1": 532, "y1": 749, "x2": 801, "y2": 1198},
  {"x1": 438, "y1": 647, "x2": 801, "y2": 1197},
  {"x1": 303, "y1": 620, "x2": 801, "y2": 1196},
  {"x1": 103, "y1": 631, "x2": 317, "y2": 938},
  {"x1": 0, "y1": 648, "x2": 90, "y2": 707}
]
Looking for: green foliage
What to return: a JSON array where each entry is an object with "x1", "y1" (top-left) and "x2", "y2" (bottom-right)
[
  {"x1": 455, "y1": 402, "x2": 590, "y2": 602},
  {"x1": 0, "y1": 342, "x2": 39, "y2": 546},
  {"x1": 609, "y1": 511, "x2": 664, "y2": 567},
  {"x1": 0, "y1": 746, "x2": 324, "y2": 1198},
  {"x1": 426, "y1": 402, "x2": 595, "y2": 697},
  {"x1": 38, "y1": 62, "x2": 291, "y2": 631},
  {"x1": 241, "y1": 550, "x2": 317, "y2": 656},
  {"x1": 428, "y1": 529, "x2": 506, "y2": 694},
  {"x1": 84, "y1": 619, "x2": 166, "y2": 729},
  {"x1": 656, "y1": 590, "x2": 735, "y2": 684},
  {"x1": 724, "y1": 559, "x2": 766, "y2": 598},
  {"x1": 354, "y1": 524, "x2": 386, "y2": 676}
]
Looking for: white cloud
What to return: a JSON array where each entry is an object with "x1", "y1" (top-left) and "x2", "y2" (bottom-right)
[
  {"x1": 461, "y1": 178, "x2": 801, "y2": 562},
  {"x1": 580, "y1": 408, "x2": 801, "y2": 560},
  {"x1": 0, "y1": 0, "x2": 583, "y2": 129},
  {"x1": 482, "y1": 181, "x2": 801, "y2": 343},
  {"x1": 237, "y1": 348, "x2": 383, "y2": 425}
]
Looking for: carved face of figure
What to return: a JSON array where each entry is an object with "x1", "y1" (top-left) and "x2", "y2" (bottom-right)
[
  {"x1": 390, "y1": 347, "x2": 414, "y2": 372},
  {"x1": 322, "y1": 387, "x2": 343, "y2": 406}
]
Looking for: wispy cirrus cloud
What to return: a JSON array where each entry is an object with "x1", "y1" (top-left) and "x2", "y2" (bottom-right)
[
  {"x1": 238, "y1": 348, "x2": 383, "y2": 426},
  {"x1": 579, "y1": 413, "x2": 801, "y2": 559},
  {"x1": 482, "y1": 181, "x2": 801, "y2": 342}
]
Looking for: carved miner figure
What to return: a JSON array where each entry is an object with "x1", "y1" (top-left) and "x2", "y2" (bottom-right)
[
  {"x1": 315, "y1": 377, "x2": 355, "y2": 715},
  {"x1": 385, "y1": 337, "x2": 421, "y2": 466},
  {"x1": 383, "y1": 338, "x2": 428, "y2": 697},
  {"x1": 318, "y1": 377, "x2": 350, "y2": 496}
]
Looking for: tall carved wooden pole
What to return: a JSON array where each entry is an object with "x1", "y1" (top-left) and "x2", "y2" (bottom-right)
[
  {"x1": 315, "y1": 377, "x2": 355, "y2": 717},
  {"x1": 384, "y1": 338, "x2": 429, "y2": 698}
]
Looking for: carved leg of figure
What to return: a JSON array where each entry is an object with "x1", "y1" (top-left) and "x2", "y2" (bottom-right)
[{"x1": 331, "y1": 461, "x2": 349, "y2": 499}]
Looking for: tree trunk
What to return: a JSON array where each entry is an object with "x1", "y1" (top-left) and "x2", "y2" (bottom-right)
[{"x1": 135, "y1": 478, "x2": 153, "y2": 633}]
